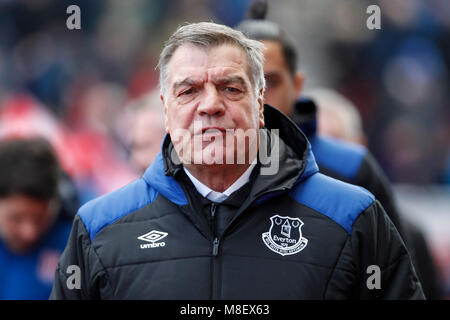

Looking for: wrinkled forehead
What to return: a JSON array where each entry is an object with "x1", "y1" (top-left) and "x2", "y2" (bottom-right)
[{"x1": 167, "y1": 43, "x2": 253, "y2": 87}]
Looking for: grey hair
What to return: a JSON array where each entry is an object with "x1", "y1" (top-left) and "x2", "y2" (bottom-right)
[
  {"x1": 305, "y1": 88, "x2": 365, "y2": 141},
  {"x1": 157, "y1": 22, "x2": 266, "y2": 99}
]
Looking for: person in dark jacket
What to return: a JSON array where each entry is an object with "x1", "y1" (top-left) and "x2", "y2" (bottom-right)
[
  {"x1": 50, "y1": 22, "x2": 423, "y2": 300},
  {"x1": 236, "y1": 6, "x2": 402, "y2": 235},
  {"x1": 236, "y1": 1, "x2": 441, "y2": 299},
  {"x1": 310, "y1": 87, "x2": 444, "y2": 299}
]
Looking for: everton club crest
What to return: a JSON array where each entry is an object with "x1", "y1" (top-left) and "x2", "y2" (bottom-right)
[{"x1": 262, "y1": 215, "x2": 308, "y2": 256}]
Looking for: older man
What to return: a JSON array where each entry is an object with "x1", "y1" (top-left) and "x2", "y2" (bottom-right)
[{"x1": 50, "y1": 22, "x2": 423, "y2": 300}]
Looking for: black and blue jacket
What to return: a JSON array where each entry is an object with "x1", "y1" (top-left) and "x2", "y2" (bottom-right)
[
  {"x1": 293, "y1": 98, "x2": 442, "y2": 299},
  {"x1": 292, "y1": 99, "x2": 403, "y2": 234},
  {"x1": 50, "y1": 105, "x2": 424, "y2": 299}
]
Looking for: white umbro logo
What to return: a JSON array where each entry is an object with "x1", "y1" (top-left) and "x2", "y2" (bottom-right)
[{"x1": 138, "y1": 230, "x2": 168, "y2": 249}]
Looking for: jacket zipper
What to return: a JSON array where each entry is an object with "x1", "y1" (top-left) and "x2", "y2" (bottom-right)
[
  {"x1": 209, "y1": 188, "x2": 288, "y2": 299},
  {"x1": 210, "y1": 203, "x2": 221, "y2": 299},
  {"x1": 212, "y1": 237, "x2": 220, "y2": 256},
  {"x1": 211, "y1": 203, "x2": 220, "y2": 257}
]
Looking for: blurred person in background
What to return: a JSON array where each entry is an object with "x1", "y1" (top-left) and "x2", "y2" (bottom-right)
[
  {"x1": 309, "y1": 87, "x2": 444, "y2": 300},
  {"x1": 0, "y1": 138, "x2": 73, "y2": 299},
  {"x1": 237, "y1": 1, "x2": 441, "y2": 299},
  {"x1": 237, "y1": 0, "x2": 405, "y2": 240},
  {"x1": 63, "y1": 81, "x2": 139, "y2": 203},
  {"x1": 313, "y1": 88, "x2": 367, "y2": 146},
  {"x1": 0, "y1": 93, "x2": 89, "y2": 210},
  {"x1": 122, "y1": 90, "x2": 166, "y2": 174},
  {"x1": 0, "y1": 93, "x2": 80, "y2": 221}
]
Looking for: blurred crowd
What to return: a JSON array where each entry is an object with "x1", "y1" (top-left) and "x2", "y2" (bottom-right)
[
  {"x1": 266, "y1": 0, "x2": 450, "y2": 185},
  {"x1": 0, "y1": 0, "x2": 448, "y2": 299},
  {"x1": 0, "y1": 0, "x2": 449, "y2": 192}
]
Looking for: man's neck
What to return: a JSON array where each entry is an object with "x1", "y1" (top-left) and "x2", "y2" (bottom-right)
[{"x1": 183, "y1": 162, "x2": 254, "y2": 193}]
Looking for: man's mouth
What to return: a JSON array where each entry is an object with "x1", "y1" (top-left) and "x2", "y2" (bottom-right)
[{"x1": 201, "y1": 127, "x2": 226, "y2": 136}]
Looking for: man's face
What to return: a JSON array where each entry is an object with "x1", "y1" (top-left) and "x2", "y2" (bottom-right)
[
  {"x1": 262, "y1": 40, "x2": 303, "y2": 116},
  {"x1": 130, "y1": 107, "x2": 165, "y2": 172},
  {"x1": 161, "y1": 43, "x2": 264, "y2": 166},
  {"x1": 0, "y1": 194, "x2": 55, "y2": 254}
]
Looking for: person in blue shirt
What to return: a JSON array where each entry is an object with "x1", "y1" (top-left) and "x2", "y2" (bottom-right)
[{"x1": 0, "y1": 138, "x2": 73, "y2": 299}]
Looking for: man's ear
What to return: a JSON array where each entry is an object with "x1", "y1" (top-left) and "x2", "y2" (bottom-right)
[
  {"x1": 294, "y1": 72, "x2": 304, "y2": 97},
  {"x1": 258, "y1": 88, "x2": 265, "y2": 128},
  {"x1": 160, "y1": 94, "x2": 170, "y2": 134}
]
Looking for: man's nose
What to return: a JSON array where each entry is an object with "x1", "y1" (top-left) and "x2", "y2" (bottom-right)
[{"x1": 197, "y1": 86, "x2": 225, "y2": 116}]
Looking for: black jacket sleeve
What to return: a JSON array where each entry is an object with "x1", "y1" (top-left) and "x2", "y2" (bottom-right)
[
  {"x1": 355, "y1": 152, "x2": 443, "y2": 299},
  {"x1": 325, "y1": 201, "x2": 425, "y2": 299},
  {"x1": 49, "y1": 215, "x2": 107, "y2": 300},
  {"x1": 402, "y1": 219, "x2": 444, "y2": 299},
  {"x1": 354, "y1": 151, "x2": 405, "y2": 237}
]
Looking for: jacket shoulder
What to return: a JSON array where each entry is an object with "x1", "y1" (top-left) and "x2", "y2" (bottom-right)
[
  {"x1": 311, "y1": 136, "x2": 367, "y2": 179},
  {"x1": 289, "y1": 173, "x2": 375, "y2": 234},
  {"x1": 78, "y1": 178, "x2": 158, "y2": 241}
]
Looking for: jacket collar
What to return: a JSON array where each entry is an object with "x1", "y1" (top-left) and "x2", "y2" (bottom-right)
[{"x1": 143, "y1": 104, "x2": 319, "y2": 206}]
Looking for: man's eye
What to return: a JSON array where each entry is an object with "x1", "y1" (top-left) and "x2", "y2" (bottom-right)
[
  {"x1": 180, "y1": 88, "x2": 195, "y2": 96},
  {"x1": 224, "y1": 87, "x2": 241, "y2": 93}
]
